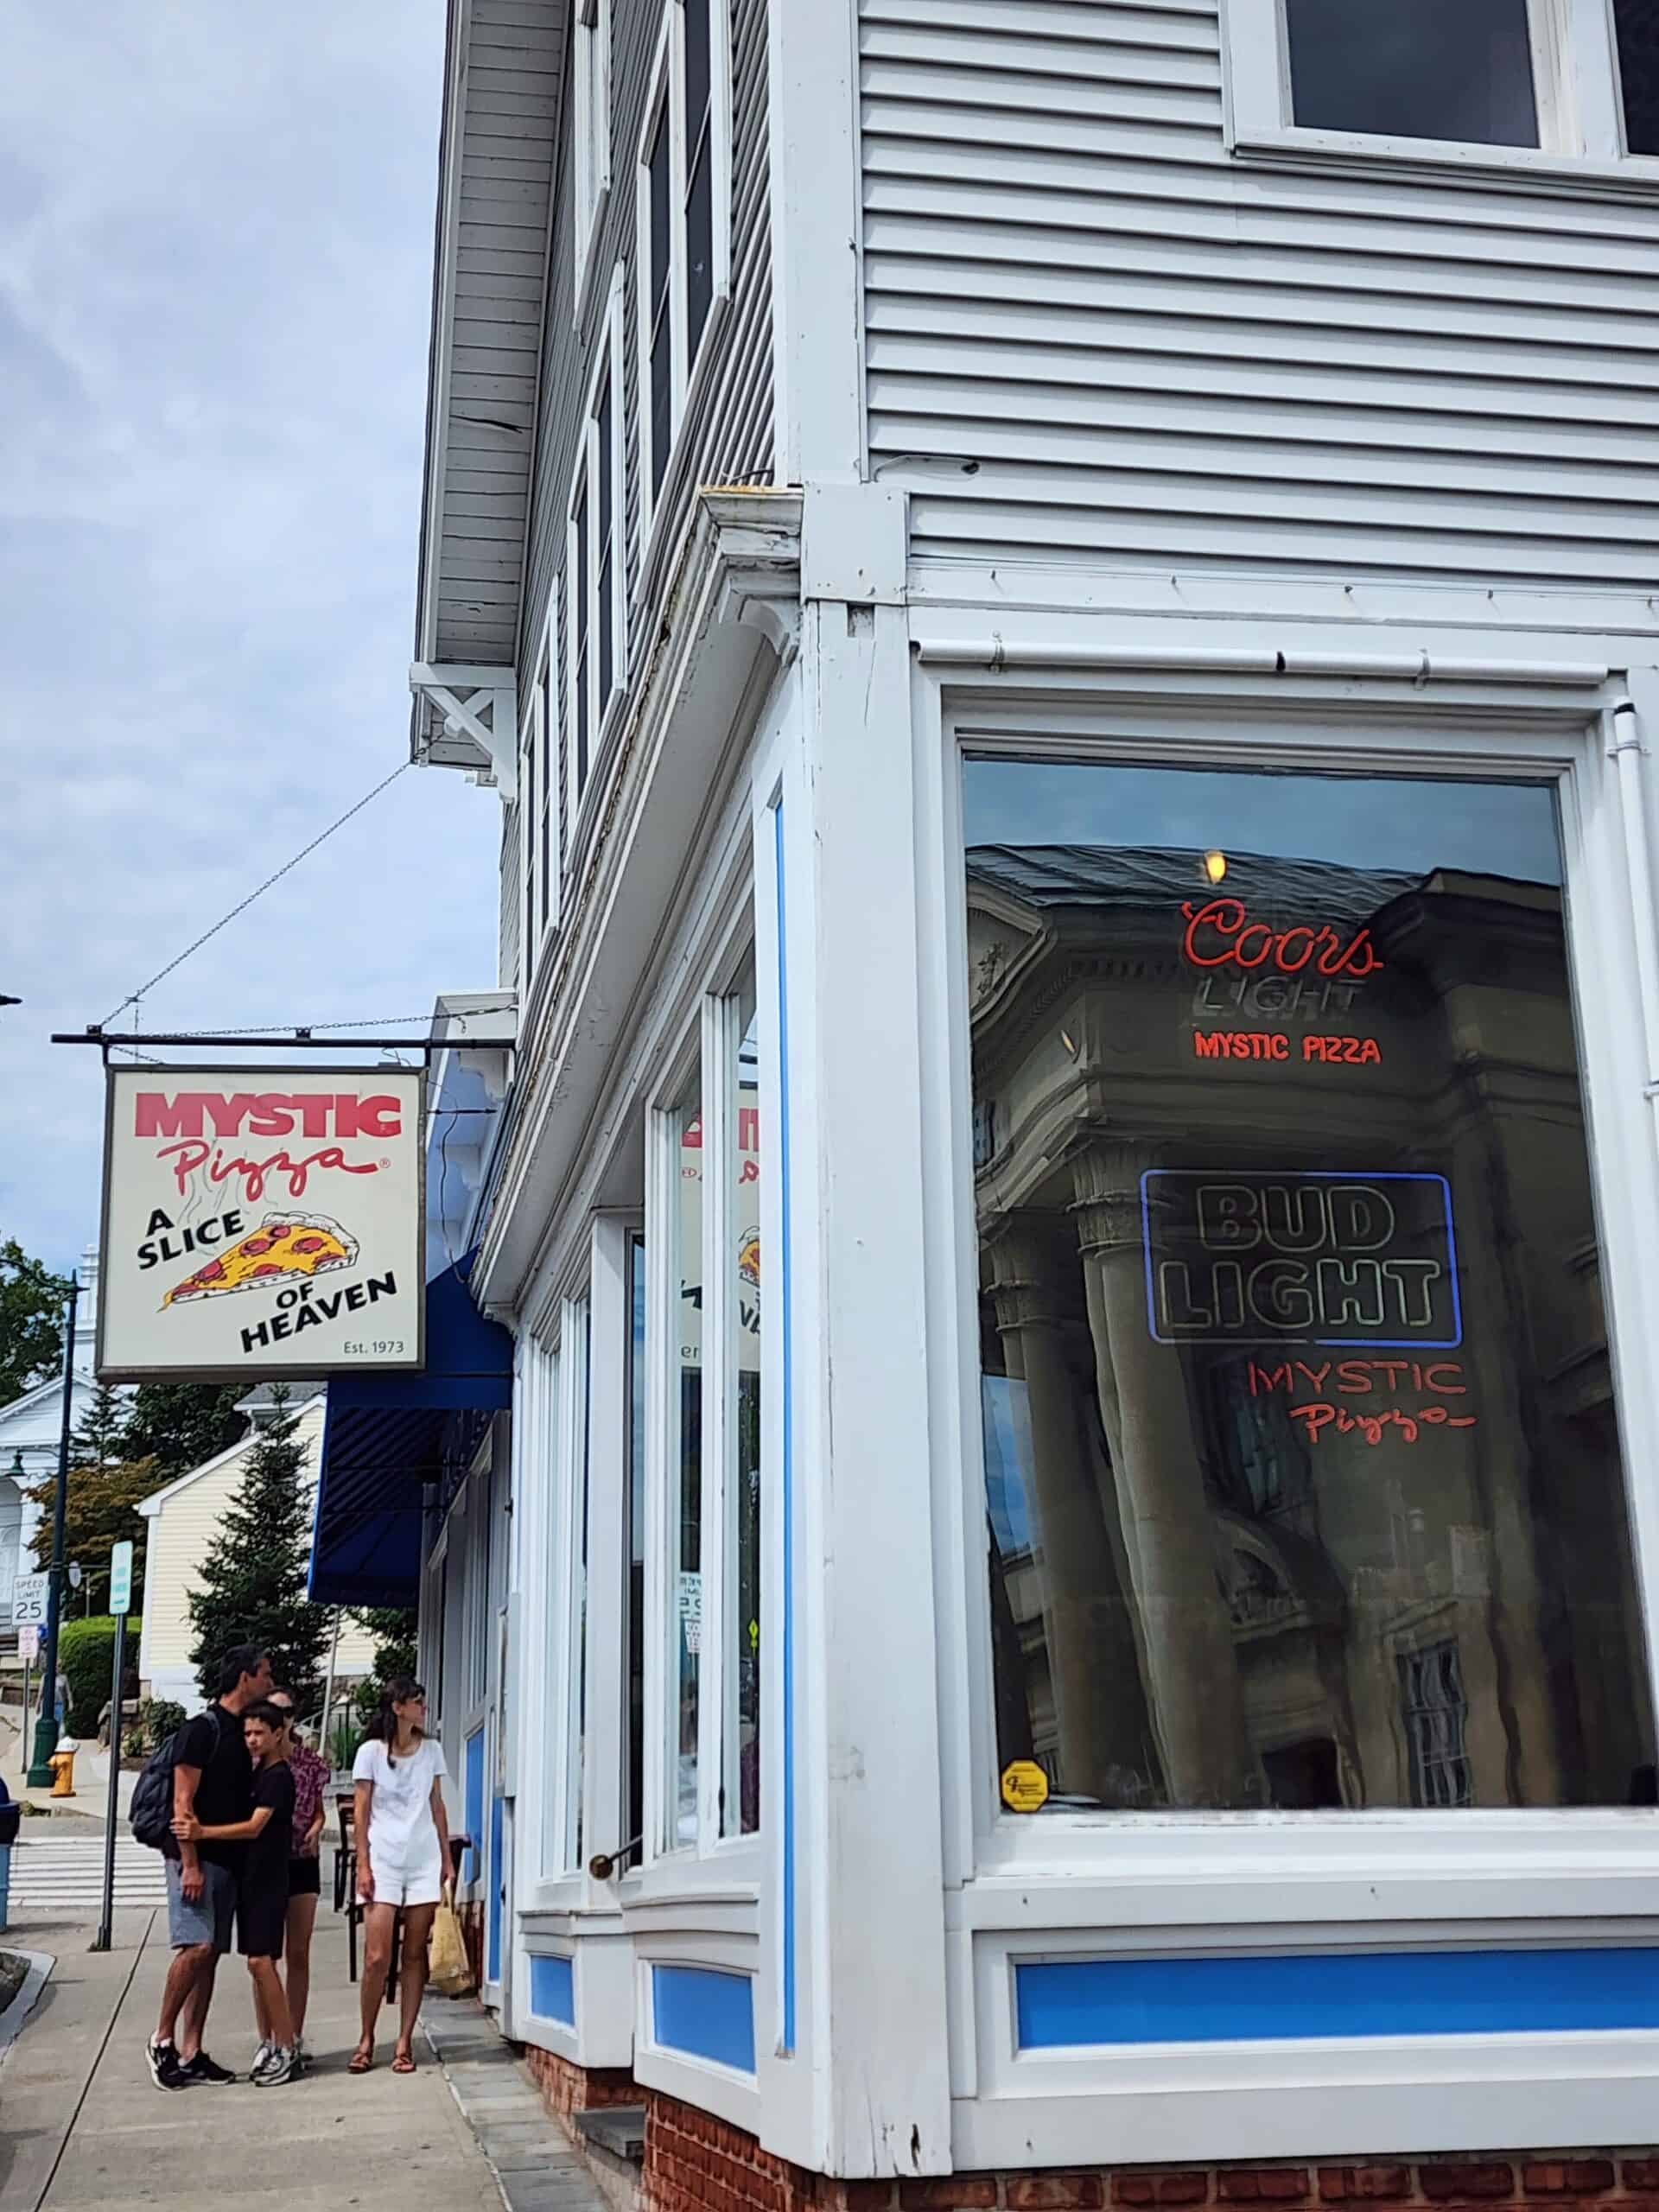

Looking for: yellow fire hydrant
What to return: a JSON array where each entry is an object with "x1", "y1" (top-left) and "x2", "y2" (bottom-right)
[{"x1": 48, "y1": 1745, "x2": 76, "y2": 1798}]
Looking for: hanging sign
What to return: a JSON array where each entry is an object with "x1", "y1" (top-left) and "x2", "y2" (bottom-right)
[{"x1": 97, "y1": 1065, "x2": 426, "y2": 1380}]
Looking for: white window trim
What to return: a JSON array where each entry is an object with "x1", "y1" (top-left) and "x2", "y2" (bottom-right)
[
  {"x1": 564, "y1": 266, "x2": 628, "y2": 846},
  {"x1": 1220, "y1": 0, "x2": 1659, "y2": 197},
  {"x1": 638, "y1": 948, "x2": 767, "y2": 1883},
  {"x1": 911, "y1": 669, "x2": 1659, "y2": 1929},
  {"x1": 572, "y1": 0, "x2": 613, "y2": 324},
  {"x1": 633, "y1": 0, "x2": 734, "y2": 559},
  {"x1": 520, "y1": 674, "x2": 541, "y2": 1000},
  {"x1": 889, "y1": 658, "x2": 1659, "y2": 2158}
]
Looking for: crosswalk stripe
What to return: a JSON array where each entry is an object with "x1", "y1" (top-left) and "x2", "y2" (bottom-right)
[{"x1": 7, "y1": 1839, "x2": 168, "y2": 1911}]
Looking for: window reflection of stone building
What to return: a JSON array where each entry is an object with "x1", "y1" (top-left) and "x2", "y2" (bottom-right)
[{"x1": 969, "y1": 843, "x2": 1655, "y2": 1813}]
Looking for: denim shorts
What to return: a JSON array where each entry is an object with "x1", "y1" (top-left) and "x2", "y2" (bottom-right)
[{"x1": 165, "y1": 1859, "x2": 237, "y2": 1954}]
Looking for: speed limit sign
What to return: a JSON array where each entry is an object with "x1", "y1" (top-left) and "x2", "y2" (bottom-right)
[{"x1": 10, "y1": 1573, "x2": 48, "y2": 1628}]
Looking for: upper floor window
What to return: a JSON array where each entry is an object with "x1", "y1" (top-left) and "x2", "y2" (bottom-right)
[
  {"x1": 1226, "y1": 0, "x2": 1659, "y2": 175},
  {"x1": 1615, "y1": 0, "x2": 1659, "y2": 153},
  {"x1": 565, "y1": 270, "x2": 626, "y2": 830},
  {"x1": 1284, "y1": 0, "x2": 1541, "y2": 147},
  {"x1": 636, "y1": 0, "x2": 732, "y2": 538},
  {"x1": 573, "y1": 0, "x2": 613, "y2": 312},
  {"x1": 521, "y1": 621, "x2": 557, "y2": 985}
]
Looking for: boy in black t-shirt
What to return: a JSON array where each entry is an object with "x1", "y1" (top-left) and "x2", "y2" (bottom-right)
[{"x1": 173, "y1": 1700, "x2": 297, "y2": 2086}]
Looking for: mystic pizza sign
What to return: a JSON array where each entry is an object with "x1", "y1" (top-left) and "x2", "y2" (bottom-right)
[{"x1": 97, "y1": 1066, "x2": 425, "y2": 1380}]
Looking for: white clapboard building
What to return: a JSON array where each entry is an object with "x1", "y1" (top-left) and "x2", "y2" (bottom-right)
[{"x1": 315, "y1": 0, "x2": 1659, "y2": 2199}]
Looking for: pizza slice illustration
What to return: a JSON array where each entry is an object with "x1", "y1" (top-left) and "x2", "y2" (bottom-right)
[{"x1": 163, "y1": 1211, "x2": 359, "y2": 1306}]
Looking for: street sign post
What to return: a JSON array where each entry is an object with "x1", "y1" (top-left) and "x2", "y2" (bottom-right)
[
  {"x1": 93, "y1": 1541, "x2": 136, "y2": 1953},
  {"x1": 18, "y1": 1624, "x2": 37, "y2": 1732},
  {"x1": 10, "y1": 1574, "x2": 48, "y2": 1629}
]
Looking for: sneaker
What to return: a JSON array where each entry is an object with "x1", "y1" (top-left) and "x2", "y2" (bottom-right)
[
  {"x1": 251, "y1": 2046, "x2": 294, "y2": 2087},
  {"x1": 146, "y1": 2037, "x2": 189, "y2": 2092},
  {"x1": 181, "y1": 2050, "x2": 238, "y2": 2086},
  {"x1": 290, "y1": 2039, "x2": 308, "y2": 2079},
  {"x1": 251, "y1": 2039, "x2": 274, "y2": 2074}
]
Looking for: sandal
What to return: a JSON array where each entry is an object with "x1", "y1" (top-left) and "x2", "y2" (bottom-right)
[
  {"x1": 391, "y1": 2050, "x2": 416, "y2": 2075},
  {"x1": 348, "y1": 2048, "x2": 375, "y2": 2075}
]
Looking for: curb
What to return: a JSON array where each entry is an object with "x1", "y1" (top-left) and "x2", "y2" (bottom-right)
[{"x1": 0, "y1": 1948, "x2": 54, "y2": 2051}]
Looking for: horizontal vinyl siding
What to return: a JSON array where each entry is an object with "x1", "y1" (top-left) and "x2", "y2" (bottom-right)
[
  {"x1": 143, "y1": 1408, "x2": 376, "y2": 1679},
  {"x1": 435, "y1": 0, "x2": 563, "y2": 664},
  {"x1": 860, "y1": 0, "x2": 1659, "y2": 591},
  {"x1": 500, "y1": 798, "x2": 523, "y2": 990},
  {"x1": 519, "y1": 0, "x2": 774, "y2": 877}
]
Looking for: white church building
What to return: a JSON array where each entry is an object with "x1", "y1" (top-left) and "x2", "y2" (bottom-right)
[{"x1": 0, "y1": 1246, "x2": 107, "y2": 1621}]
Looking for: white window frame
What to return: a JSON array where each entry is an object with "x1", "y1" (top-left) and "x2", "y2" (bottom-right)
[
  {"x1": 564, "y1": 267, "x2": 628, "y2": 839},
  {"x1": 1221, "y1": 0, "x2": 1659, "y2": 194},
  {"x1": 920, "y1": 668, "x2": 1659, "y2": 1902},
  {"x1": 899, "y1": 658, "x2": 1659, "y2": 2163},
  {"x1": 572, "y1": 0, "x2": 613, "y2": 320},
  {"x1": 640, "y1": 930, "x2": 766, "y2": 1875},
  {"x1": 633, "y1": 0, "x2": 734, "y2": 556}
]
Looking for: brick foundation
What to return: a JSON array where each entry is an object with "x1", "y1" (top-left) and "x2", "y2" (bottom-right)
[
  {"x1": 518, "y1": 2055, "x2": 1659, "y2": 2212},
  {"x1": 524, "y1": 2040, "x2": 642, "y2": 2120},
  {"x1": 639, "y1": 2113, "x2": 1659, "y2": 2212}
]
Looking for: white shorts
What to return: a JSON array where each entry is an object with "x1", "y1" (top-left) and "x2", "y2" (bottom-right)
[{"x1": 361, "y1": 1849, "x2": 442, "y2": 1910}]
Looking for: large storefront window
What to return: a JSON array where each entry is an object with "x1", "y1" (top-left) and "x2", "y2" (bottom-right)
[
  {"x1": 724, "y1": 970, "x2": 761, "y2": 1835},
  {"x1": 966, "y1": 755, "x2": 1656, "y2": 1814},
  {"x1": 671, "y1": 1074, "x2": 704, "y2": 1848}
]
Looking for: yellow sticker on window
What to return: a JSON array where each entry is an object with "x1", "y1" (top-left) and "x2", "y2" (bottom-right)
[{"x1": 1000, "y1": 1760, "x2": 1050, "y2": 1814}]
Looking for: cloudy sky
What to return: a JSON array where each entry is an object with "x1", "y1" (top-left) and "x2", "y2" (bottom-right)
[{"x1": 0, "y1": 5, "x2": 502, "y2": 1274}]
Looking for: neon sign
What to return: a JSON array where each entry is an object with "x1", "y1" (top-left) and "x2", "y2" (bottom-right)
[
  {"x1": 1141, "y1": 1170, "x2": 1461, "y2": 1348},
  {"x1": 1181, "y1": 898, "x2": 1384, "y2": 980}
]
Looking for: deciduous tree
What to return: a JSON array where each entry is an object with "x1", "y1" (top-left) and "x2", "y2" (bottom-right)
[{"x1": 0, "y1": 1238, "x2": 73, "y2": 1408}]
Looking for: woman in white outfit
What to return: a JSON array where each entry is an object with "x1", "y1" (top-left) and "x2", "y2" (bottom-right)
[{"x1": 349, "y1": 1679, "x2": 453, "y2": 2075}]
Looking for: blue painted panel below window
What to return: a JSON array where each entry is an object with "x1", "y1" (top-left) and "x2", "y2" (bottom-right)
[
  {"x1": 653, "y1": 1964, "x2": 756, "y2": 2074},
  {"x1": 486, "y1": 1793, "x2": 505, "y2": 1981},
  {"x1": 530, "y1": 1953, "x2": 575, "y2": 2025},
  {"x1": 1016, "y1": 1948, "x2": 1659, "y2": 2049},
  {"x1": 463, "y1": 1727, "x2": 485, "y2": 1868}
]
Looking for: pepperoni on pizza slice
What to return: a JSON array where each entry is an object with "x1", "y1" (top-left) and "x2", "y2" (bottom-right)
[{"x1": 163, "y1": 1212, "x2": 359, "y2": 1306}]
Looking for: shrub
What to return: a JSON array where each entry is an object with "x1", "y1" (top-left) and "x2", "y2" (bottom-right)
[
  {"x1": 57, "y1": 1617, "x2": 143, "y2": 1738},
  {"x1": 137, "y1": 1697, "x2": 186, "y2": 1751}
]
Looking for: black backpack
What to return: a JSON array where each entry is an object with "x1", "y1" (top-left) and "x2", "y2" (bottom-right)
[{"x1": 130, "y1": 1709, "x2": 220, "y2": 1855}]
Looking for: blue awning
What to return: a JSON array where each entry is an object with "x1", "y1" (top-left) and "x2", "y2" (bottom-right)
[{"x1": 308, "y1": 1253, "x2": 512, "y2": 1608}]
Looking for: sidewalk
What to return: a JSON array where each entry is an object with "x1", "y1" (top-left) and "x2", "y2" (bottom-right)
[
  {"x1": 0, "y1": 1710, "x2": 125, "y2": 1828},
  {"x1": 0, "y1": 1904, "x2": 505, "y2": 2211}
]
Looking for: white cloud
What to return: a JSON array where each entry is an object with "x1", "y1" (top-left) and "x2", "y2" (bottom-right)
[{"x1": 0, "y1": 2, "x2": 505, "y2": 1270}]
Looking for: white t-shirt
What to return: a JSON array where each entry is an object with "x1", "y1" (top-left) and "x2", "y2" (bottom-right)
[{"x1": 353, "y1": 1737, "x2": 447, "y2": 1865}]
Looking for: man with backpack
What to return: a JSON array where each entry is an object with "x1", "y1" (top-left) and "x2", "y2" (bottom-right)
[{"x1": 143, "y1": 1643, "x2": 273, "y2": 2090}]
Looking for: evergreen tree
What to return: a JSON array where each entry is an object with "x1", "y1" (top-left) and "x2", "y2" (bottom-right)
[
  {"x1": 121, "y1": 1382, "x2": 248, "y2": 1481},
  {"x1": 186, "y1": 1389, "x2": 327, "y2": 1712},
  {"x1": 72, "y1": 1380, "x2": 130, "y2": 1466}
]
